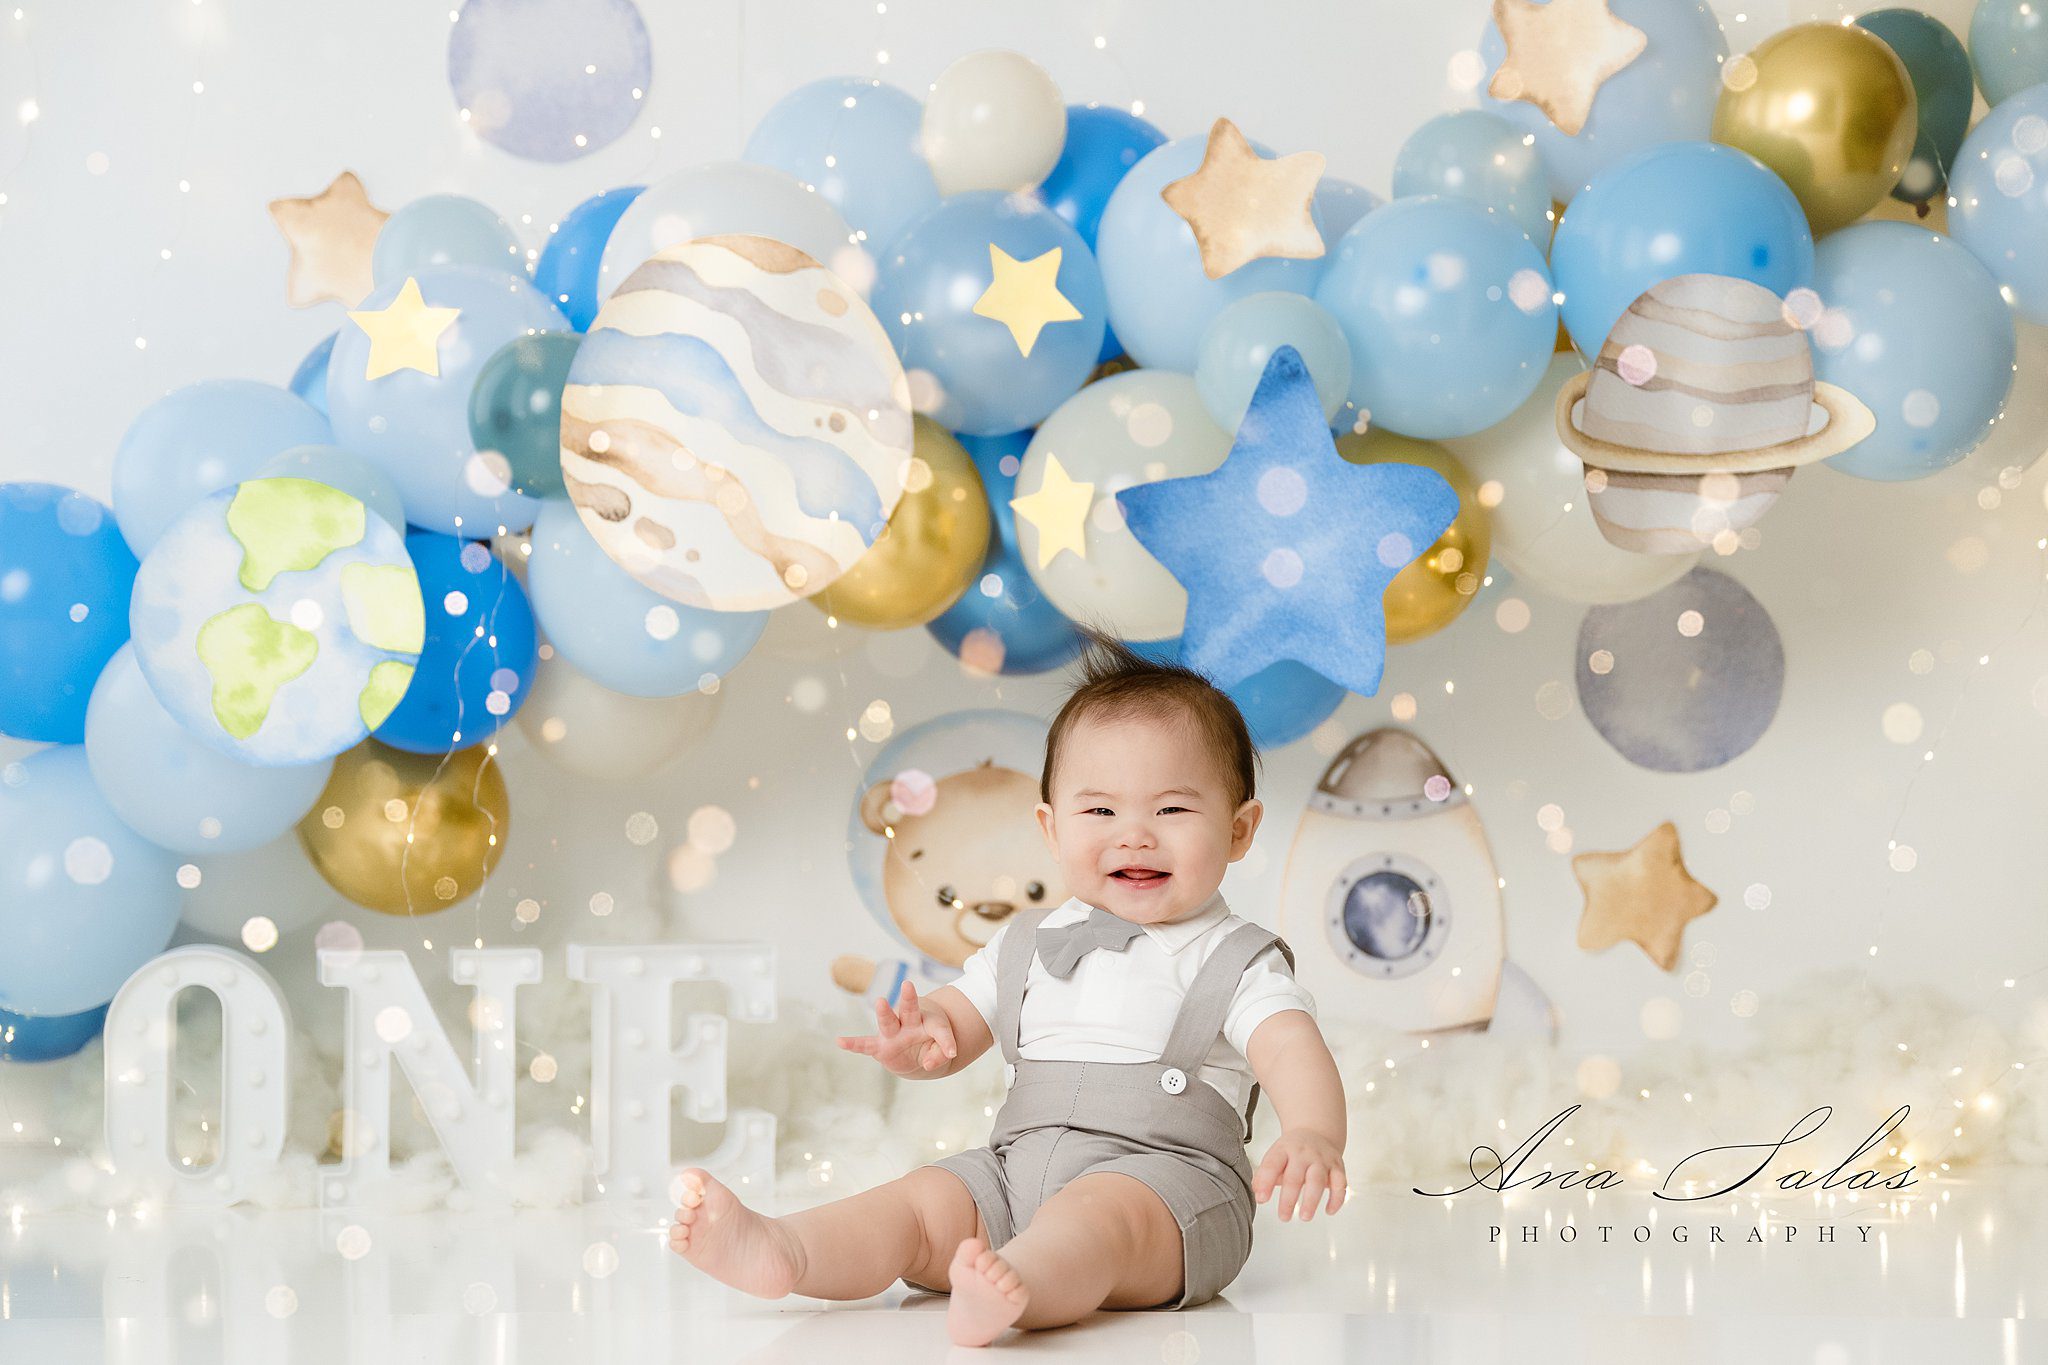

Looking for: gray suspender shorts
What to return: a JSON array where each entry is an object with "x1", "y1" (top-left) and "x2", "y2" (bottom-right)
[{"x1": 927, "y1": 904, "x2": 1298, "y2": 1310}]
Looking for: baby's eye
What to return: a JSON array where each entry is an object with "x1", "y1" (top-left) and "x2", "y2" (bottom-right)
[
  {"x1": 1159, "y1": 806, "x2": 1189, "y2": 815},
  {"x1": 1084, "y1": 807, "x2": 1113, "y2": 816}
]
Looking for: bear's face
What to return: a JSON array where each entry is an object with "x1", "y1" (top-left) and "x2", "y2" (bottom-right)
[{"x1": 860, "y1": 760, "x2": 1065, "y2": 967}]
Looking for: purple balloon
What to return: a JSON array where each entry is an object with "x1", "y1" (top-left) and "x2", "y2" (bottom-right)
[{"x1": 447, "y1": 0, "x2": 652, "y2": 162}]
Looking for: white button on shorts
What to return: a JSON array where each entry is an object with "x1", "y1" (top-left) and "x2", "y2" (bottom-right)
[
  {"x1": 1004, "y1": 1062, "x2": 1018, "y2": 1087},
  {"x1": 1160, "y1": 1066, "x2": 1188, "y2": 1095}
]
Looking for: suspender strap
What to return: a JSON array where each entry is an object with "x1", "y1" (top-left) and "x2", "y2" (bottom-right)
[
  {"x1": 1158, "y1": 922, "x2": 1284, "y2": 1075},
  {"x1": 993, "y1": 905, "x2": 1055, "y2": 1063}
]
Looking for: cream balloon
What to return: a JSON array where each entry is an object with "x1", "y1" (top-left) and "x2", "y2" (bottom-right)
[
  {"x1": 1442, "y1": 354, "x2": 1699, "y2": 605},
  {"x1": 1014, "y1": 371, "x2": 1233, "y2": 641},
  {"x1": 176, "y1": 833, "x2": 343, "y2": 943},
  {"x1": 920, "y1": 50, "x2": 1067, "y2": 195},
  {"x1": 515, "y1": 653, "x2": 722, "y2": 781}
]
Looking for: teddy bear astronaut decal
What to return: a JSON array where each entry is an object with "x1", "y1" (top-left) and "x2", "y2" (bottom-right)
[
  {"x1": 1280, "y1": 727, "x2": 1556, "y2": 1039},
  {"x1": 834, "y1": 710, "x2": 1066, "y2": 1004}
]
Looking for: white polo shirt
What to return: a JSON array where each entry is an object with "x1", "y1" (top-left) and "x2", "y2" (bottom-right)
[{"x1": 943, "y1": 889, "x2": 1317, "y2": 1112}]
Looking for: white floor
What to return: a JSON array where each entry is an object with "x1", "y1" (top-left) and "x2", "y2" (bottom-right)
[{"x1": 0, "y1": 1169, "x2": 2041, "y2": 1363}]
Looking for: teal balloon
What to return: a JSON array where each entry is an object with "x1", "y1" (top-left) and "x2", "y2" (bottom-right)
[
  {"x1": 1812, "y1": 222, "x2": 2015, "y2": 481},
  {"x1": 743, "y1": 78, "x2": 941, "y2": 255},
  {"x1": 112, "y1": 380, "x2": 331, "y2": 556},
  {"x1": 85, "y1": 645, "x2": 331, "y2": 854},
  {"x1": 372, "y1": 194, "x2": 524, "y2": 287},
  {"x1": 257, "y1": 444, "x2": 408, "y2": 532},
  {"x1": 1970, "y1": 0, "x2": 2048, "y2": 105},
  {"x1": 1195, "y1": 292, "x2": 1352, "y2": 432},
  {"x1": 1857, "y1": 9, "x2": 1973, "y2": 203},
  {"x1": 0, "y1": 745, "x2": 181, "y2": 1018},
  {"x1": 0, "y1": 484, "x2": 137, "y2": 744},
  {"x1": 468, "y1": 332, "x2": 581, "y2": 498},
  {"x1": 1393, "y1": 111, "x2": 1552, "y2": 244}
]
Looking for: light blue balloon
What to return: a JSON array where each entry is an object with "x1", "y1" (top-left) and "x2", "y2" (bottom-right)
[
  {"x1": 1970, "y1": 0, "x2": 2048, "y2": 105},
  {"x1": 872, "y1": 191, "x2": 1108, "y2": 437},
  {"x1": 289, "y1": 332, "x2": 336, "y2": 417},
  {"x1": 1096, "y1": 133, "x2": 1329, "y2": 371},
  {"x1": 1480, "y1": 0, "x2": 1727, "y2": 202},
  {"x1": 1313, "y1": 197, "x2": 1557, "y2": 439},
  {"x1": 744, "y1": 78, "x2": 940, "y2": 256},
  {"x1": 525, "y1": 499, "x2": 767, "y2": 698},
  {"x1": 373, "y1": 194, "x2": 524, "y2": 287},
  {"x1": 0, "y1": 484, "x2": 137, "y2": 744},
  {"x1": 1810, "y1": 222, "x2": 2015, "y2": 481},
  {"x1": 327, "y1": 265, "x2": 569, "y2": 536},
  {"x1": 1313, "y1": 177, "x2": 1385, "y2": 243},
  {"x1": 0, "y1": 1002, "x2": 108, "y2": 1062},
  {"x1": 112, "y1": 380, "x2": 331, "y2": 556},
  {"x1": 1393, "y1": 110, "x2": 1552, "y2": 244},
  {"x1": 84, "y1": 645, "x2": 330, "y2": 854},
  {"x1": 1195, "y1": 292, "x2": 1352, "y2": 432},
  {"x1": 1548, "y1": 141, "x2": 1813, "y2": 355},
  {"x1": 533, "y1": 186, "x2": 642, "y2": 330},
  {"x1": 1950, "y1": 82, "x2": 2048, "y2": 324},
  {"x1": 0, "y1": 745, "x2": 180, "y2": 1017},
  {"x1": 256, "y1": 444, "x2": 408, "y2": 532}
]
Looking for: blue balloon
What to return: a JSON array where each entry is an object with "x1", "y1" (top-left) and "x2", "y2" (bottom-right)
[
  {"x1": 743, "y1": 78, "x2": 940, "y2": 256},
  {"x1": 1950, "y1": 83, "x2": 2048, "y2": 325},
  {"x1": 1038, "y1": 104, "x2": 1169, "y2": 249},
  {"x1": 256, "y1": 444, "x2": 408, "y2": 534},
  {"x1": 1480, "y1": 0, "x2": 1727, "y2": 202},
  {"x1": 0, "y1": 745, "x2": 181, "y2": 1017},
  {"x1": 372, "y1": 193, "x2": 524, "y2": 287},
  {"x1": 1548, "y1": 141, "x2": 1813, "y2": 355},
  {"x1": 1126, "y1": 637, "x2": 1345, "y2": 748},
  {"x1": 290, "y1": 332, "x2": 337, "y2": 417},
  {"x1": 525, "y1": 500, "x2": 768, "y2": 698},
  {"x1": 1809, "y1": 222, "x2": 2015, "y2": 481},
  {"x1": 0, "y1": 484, "x2": 138, "y2": 744},
  {"x1": 1969, "y1": 0, "x2": 2048, "y2": 105},
  {"x1": 112, "y1": 380, "x2": 331, "y2": 556},
  {"x1": 1314, "y1": 197, "x2": 1557, "y2": 439},
  {"x1": 926, "y1": 430, "x2": 1086, "y2": 675},
  {"x1": 873, "y1": 191, "x2": 1108, "y2": 437},
  {"x1": 1393, "y1": 110, "x2": 1553, "y2": 244},
  {"x1": 85, "y1": 645, "x2": 331, "y2": 854},
  {"x1": 1096, "y1": 132, "x2": 1329, "y2": 372},
  {"x1": 0, "y1": 1002, "x2": 109, "y2": 1063},
  {"x1": 372, "y1": 531, "x2": 537, "y2": 753},
  {"x1": 1313, "y1": 177, "x2": 1386, "y2": 244},
  {"x1": 1195, "y1": 292, "x2": 1352, "y2": 432},
  {"x1": 327, "y1": 265, "x2": 569, "y2": 535},
  {"x1": 534, "y1": 186, "x2": 642, "y2": 330}
]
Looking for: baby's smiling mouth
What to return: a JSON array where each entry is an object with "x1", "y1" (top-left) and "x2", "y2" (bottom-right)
[{"x1": 1110, "y1": 868, "x2": 1169, "y2": 885}]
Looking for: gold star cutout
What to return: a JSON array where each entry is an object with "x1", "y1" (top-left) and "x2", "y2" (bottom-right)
[
  {"x1": 267, "y1": 170, "x2": 389, "y2": 308},
  {"x1": 1489, "y1": 0, "x2": 1647, "y2": 137},
  {"x1": 347, "y1": 277, "x2": 462, "y2": 381},
  {"x1": 1160, "y1": 117, "x2": 1326, "y2": 280},
  {"x1": 973, "y1": 244, "x2": 1084, "y2": 358},
  {"x1": 1572, "y1": 821, "x2": 1716, "y2": 973},
  {"x1": 1009, "y1": 453, "x2": 1095, "y2": 569}
]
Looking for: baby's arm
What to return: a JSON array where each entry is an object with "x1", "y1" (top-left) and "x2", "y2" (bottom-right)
[
  {"x1": 834, "y1": 980, "x2": 995, "y2": 1080},
  {"x1": 1245, "y1": 1010, "x2": 1349, "y2": 1220},
  {"x1": 909, "y1": 984, "x2": 995, "y2": 1078}
]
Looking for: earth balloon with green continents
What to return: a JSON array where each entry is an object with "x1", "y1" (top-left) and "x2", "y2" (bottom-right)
[{"x1": 128, "y1": 478, "x2": 425, "y2": 766}]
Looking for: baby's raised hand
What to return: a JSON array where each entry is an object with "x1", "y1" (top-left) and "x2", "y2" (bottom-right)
[
  {"x1": 835, "y1": 980, "x2": 958, "y2": 1077},
  {"x1": 1253, "y1": 1129, "x2": 1347, "y2": 1222}
]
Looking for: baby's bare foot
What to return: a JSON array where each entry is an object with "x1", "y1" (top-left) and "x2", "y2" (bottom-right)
[
  {"x1": 945, "y1": 1237, "x2": 1029, "y2": 1347},
  {"x1": 667, "y1": 1167, "x2": 802, "y2": 1299}
]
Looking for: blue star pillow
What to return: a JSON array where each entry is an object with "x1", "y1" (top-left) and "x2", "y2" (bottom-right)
[{"x1": 1115, "y1": 345, "x2": 1457, "y2": 696}]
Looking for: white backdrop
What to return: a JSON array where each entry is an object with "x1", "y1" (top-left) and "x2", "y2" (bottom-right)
[{"x1": 0, "y1": 0, "x2": 2042, "y2": 1109}]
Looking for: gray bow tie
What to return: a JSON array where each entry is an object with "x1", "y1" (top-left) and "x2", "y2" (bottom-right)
[{"x1": 1037, "y1": 905, "x2": 1147, "y2": 979}]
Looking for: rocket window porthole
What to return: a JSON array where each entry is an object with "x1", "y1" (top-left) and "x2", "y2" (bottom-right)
[
  {"x1": 1322, "y1": 851, "x2": 1451, "y2": 980},
  {"x1": 1341, "y1": 871, "x2": 1431, "y2": 961}
]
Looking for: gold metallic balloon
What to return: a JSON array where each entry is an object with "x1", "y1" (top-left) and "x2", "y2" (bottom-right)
[
  {"x1": 297, "y1": 739, "x2": 509, "y2": 915},
  {"x1": 1336, "y1": 431, "x2": 1492, "y2": 645},
  {"x1": 1712, "y1": 23, "x2": 1918, "y2": 237},
  {"x1": 807, "y1": 416, "x2": 992, "y2": 629}
]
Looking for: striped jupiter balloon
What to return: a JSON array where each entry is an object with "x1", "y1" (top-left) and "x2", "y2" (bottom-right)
[{"x1": 560, "y1": 234, "x2": 914, "y2": 612}]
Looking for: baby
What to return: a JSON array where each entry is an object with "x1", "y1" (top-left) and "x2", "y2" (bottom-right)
[{"x1": 668, "y1": 633, "x2": 1349, "y2": 1346}]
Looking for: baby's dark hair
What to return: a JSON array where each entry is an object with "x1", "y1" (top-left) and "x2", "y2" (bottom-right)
[{"x1": 1039, "y1": 624, "x2": 1262, "y2": 810}]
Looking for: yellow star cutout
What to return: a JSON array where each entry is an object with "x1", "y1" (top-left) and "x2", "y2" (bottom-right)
[
  {"x1": 347, "y1": 277, "x2": 462, "y2": 381},
  {"x1": 1572, "y1": 821, "x2": 1717, "y2": 973},
  {"x1": 1489, "y1": 0, "x2": 1647, "y2": 138},
  {"x1": 1160, "y1": 117, "x2": 1326, "y2": 280},
  {"x1": 267, "y1": 170, "x2": 389, "y2": 309},
  {"x1": 1009, "y1": 453, "x2": 1094, "y2": 569},
  {"x1": 973, "y1": 244, "x2": 1083, "y2": 358}
]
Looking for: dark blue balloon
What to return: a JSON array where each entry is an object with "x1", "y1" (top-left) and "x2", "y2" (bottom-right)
[
  {"x1": 289, "y1": 332, "x2": 337, "y2": 418},
  {"x1": 373, "y1": 531, "x2": 537, "y2": 753},
  {"x1": 0, "y1": 484, "x2": 138, "y2": 743},
  {"x1": 535, "y1": 187, "x2": 644, "y2": 331},
  {"x1": 0, "y1": 1002, "x2": 109, "y2": 1063},
  {"x1": 1038, "y1": 104, "x2": 1168, "y2": 250},
  {"x1": 1126, "y1": 637, "x2": 1346, "y2": 749},
  {"x1": 927, "y1": 429, "x2": 1086, "y2": 675}
]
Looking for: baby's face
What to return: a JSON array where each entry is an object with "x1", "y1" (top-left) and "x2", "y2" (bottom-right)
[{"x1": 1034, "y1": 709, "x2": 1262, "y2": 926}]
